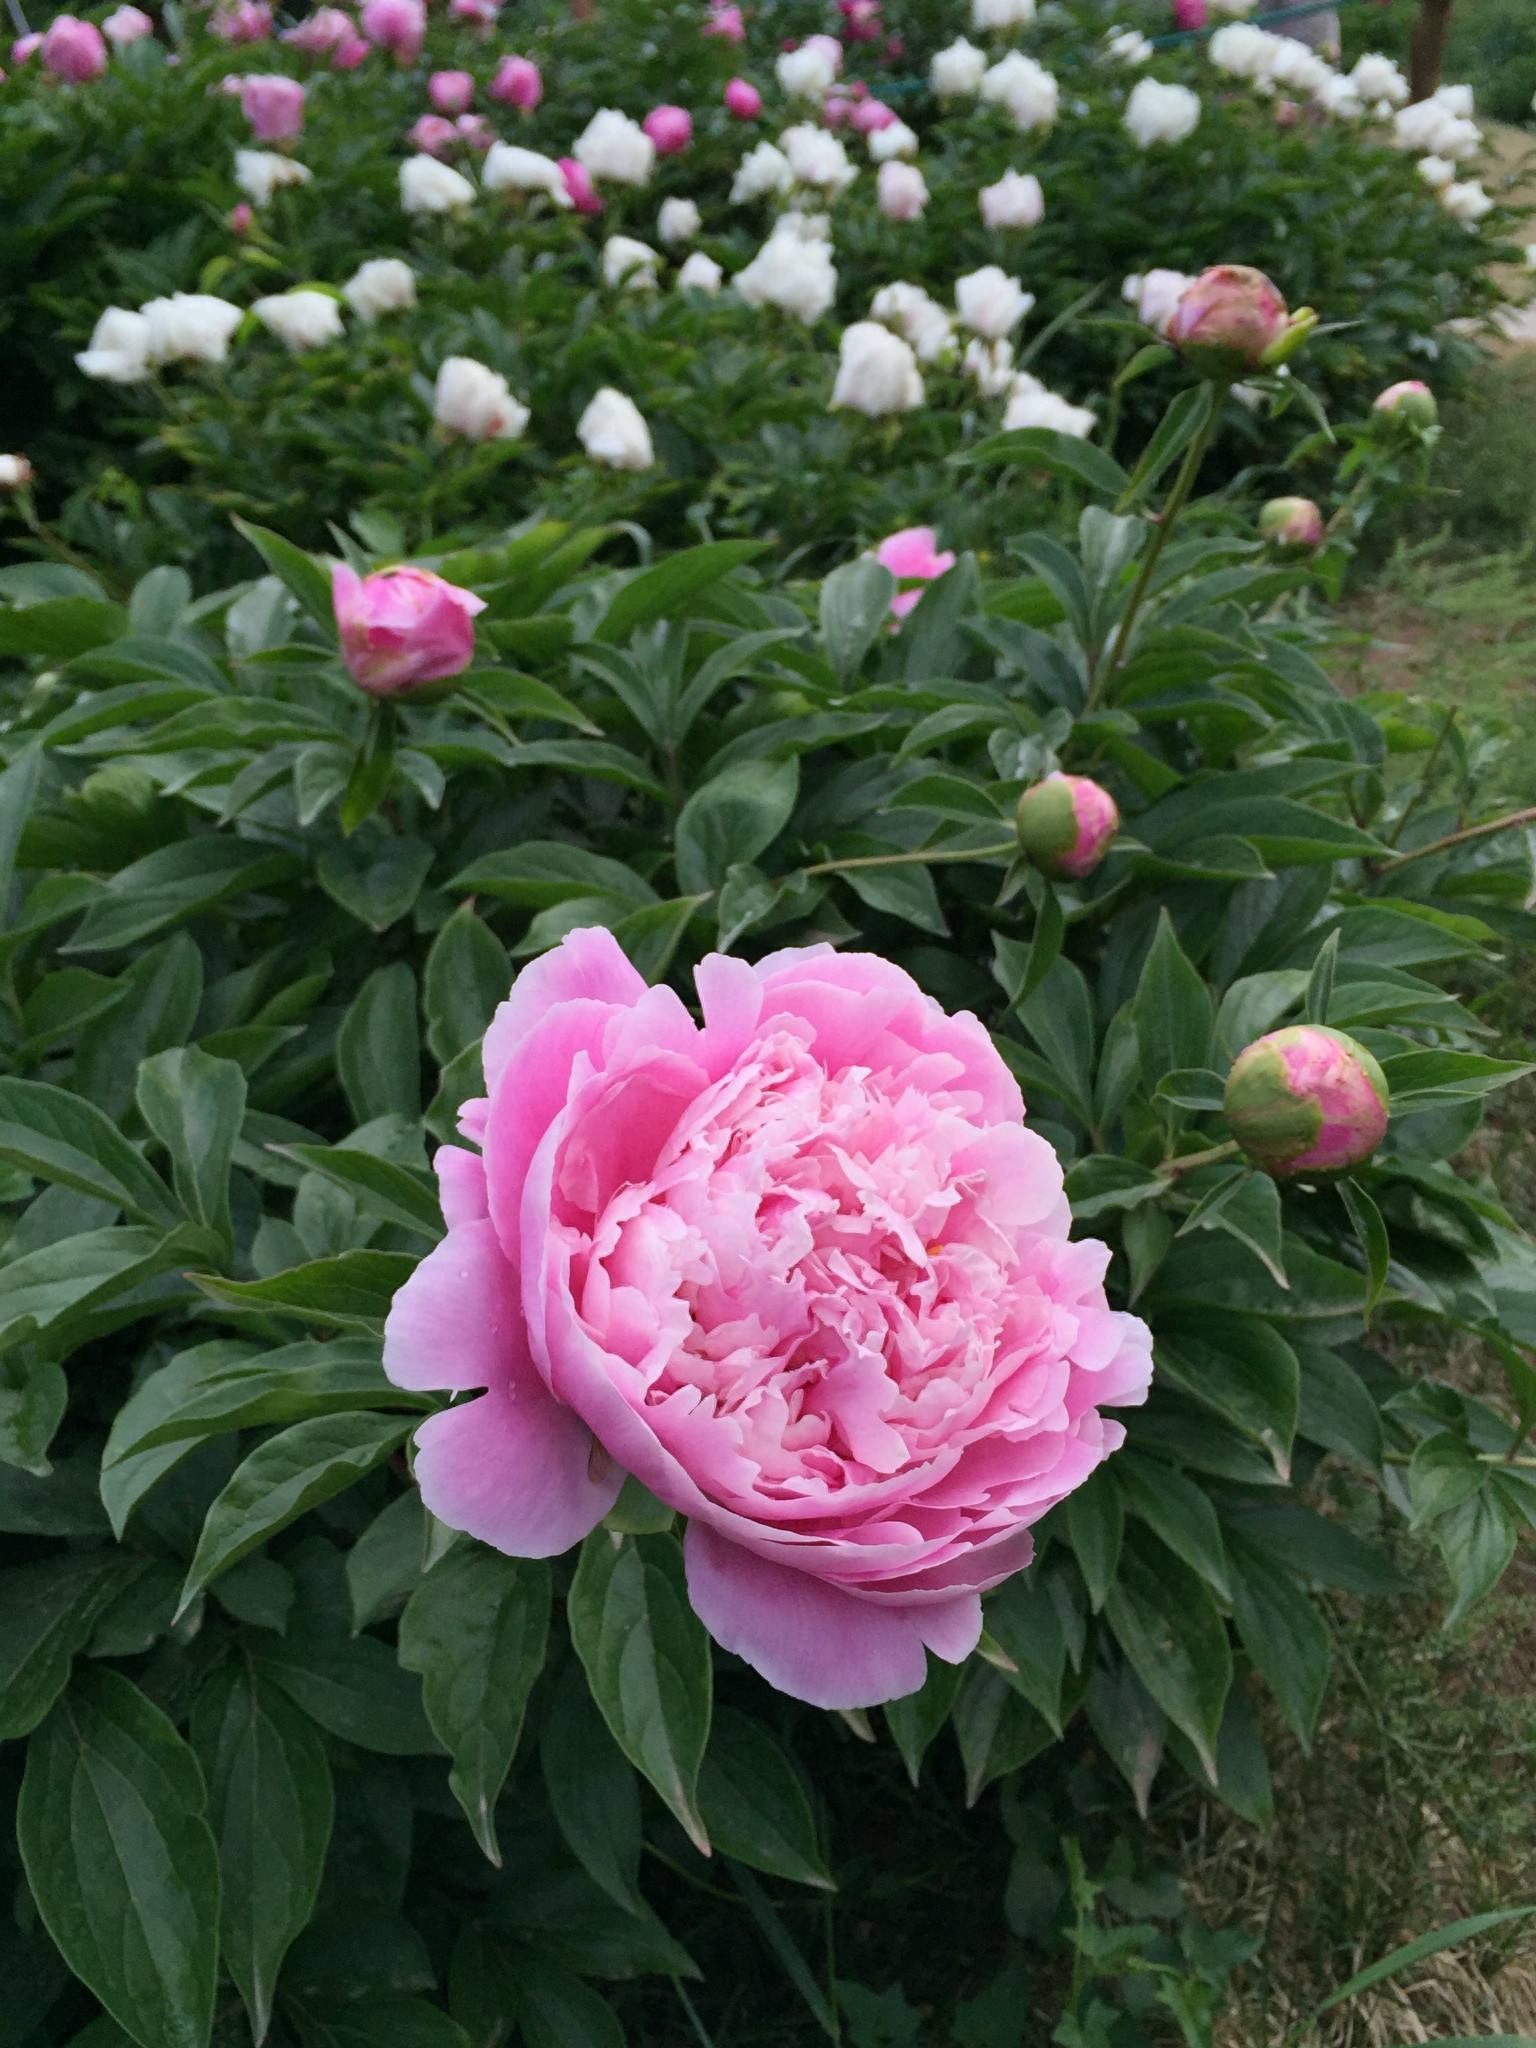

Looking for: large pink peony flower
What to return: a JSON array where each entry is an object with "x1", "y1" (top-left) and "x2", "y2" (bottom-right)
[
  {"x1": 383, "y1": 930, "x2": 1153, "y2": 1708},
  {"x1": 332, "y1": 562, "x2": 485, "y2": 694}
]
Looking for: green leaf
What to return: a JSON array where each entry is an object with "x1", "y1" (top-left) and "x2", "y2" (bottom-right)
[
  {"x1": 1186, "y1": 1170, "x2": 1288, "y2": 1290},
  {"x1": 1116, "y1": 384, "x2": 1213, "y2": 513},
  {"x1": 398, "y1": 1548, "x2": 550, "y2": 1865},
  {"x1": 1436, "y1": 1489, "x2": 1518, "y2": 1627},
  {"x1": 594, "y1": 540, "x2": 764, "y2": 645},
  {"x1": 568, "y1": 1531, "x2": 712, "y2": 1855},
  {"x1": 699, "y1": 1709, "x2": 832, "y2": 1890},
  {"x1": 0, "y1": 1078, "x2": 179, "y2": 1228},
  {"x1": 189, "y1": 1251, "x2": 416, "y2": 1331},
  {"x1": 0, "y1": 1225, "x2": 199, "y2": 1360},
  {"x1": 191, "y1": 1664, "x2": 333, "y2": 2046},
  {"x1": 1085, "y1": 1654, "x2": 1166, "y2": 1818},
  {"x1": 278, "y1": 1144, "x2": 443, "y2": 1240},
  {"x1": 19, "y1": 1668, "x2": 220, "y2": 2048},
  {"x1": 233, "y1": 517, "x2": 335, "y2": 629},
  {"x1": 1380, "y1": 1050, "x2": 1533, "y2": 1108},
  {"x1": 0, "y1": 595, "x2": 127, "y2": 657},
  {"x1": 253, "y1": 1630, "x2": 438, "y2": 1756},
  {"x1": 179, "y1": 1412, "x2": 412, "y2": 1614},
  {"x1": 953, "y1": 428, "x2": 1129, "y2": 498},
  {"x1": 674, "y1": 758, "x2": 799, "y2": 896},
  {"x1": 0, "y1": 744, "x2": 42, "y2": 910},
  {"x1": 317, "y1": 831, "x2": 433, "y2": 933},
  {"x1": 503, "y1": 1956, "x2": 625, "y2": 2048},
  {"x1": 1312, "y1": 1908, "x2": 1536, "y2": 2018},
  {"x1": 1135, "y1": 911, "x2": 1214, "y2": 1094},
  {"x1": 951, "y1": 1664, "x2": 1055, "y2": 1807},
  {"x1": 337, "y1": 964, "x2": 421, "y2": 1124},
  {"x1": 1304, "y1": 928, "x2": 1340, "y2": 1025},
  {"x1": 540, "y1": 1655, "x2": 646, "y2": 1915},
  {"x1": 1065, "y1": 1470, "x2": 1123, "y2": 1613},
  {"x1": 1104, "y1": 1541, "x2": 1232, "y2": 1781},
  {"x1": 1154, "y1": 1314, "x2": 1300, "y2": 1480},
  {"x1": 982, "y1": 1571, "x2": 1068, "y2": 1733},
  {"x1": 294, "y1": 1996, "x2": 472, "y2": 2048},
  {"x1": 837, "y1": 857, "x2": 948, "y2": 936},
  {"x1": 0, "y1": 1553, "x2": 133, "y2": 1739},
  {"x1": 1226, "y1": 1531, "x2": 1330, "y2": 1750},
  {"x1": 1114, "y1": 1453, "x2": 1231, "y2": 1601},
  {"x1": 0, "y1": 1352, "x2": 67, "y2": 1476},
  {"x1": 1408, "y1": 1432, "x2": 1485, "y2": 1527},
  {"x1": 449, "y1": 841, "x2": 656, "y2": 911},
  {"x1": 64, "y1": 839, "x2": 300, "y2": 954},
  {"x1": 136, "y1": 1047, "x2": 247, "y2": 1249},
  {"x1": 424, "y1": 905, "x2": 509, "y2": 1065},
  {"x1": 819, "y1": 556, "x2": 896, "y2": 682},
  {"x1": 883, "y1": 1656, "x2": 964, "y2": 1788}
]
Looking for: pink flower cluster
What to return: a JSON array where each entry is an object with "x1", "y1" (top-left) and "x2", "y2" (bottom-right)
[{"x1": 384, "y1": 929, "x2": 1153, "y2": 1708}]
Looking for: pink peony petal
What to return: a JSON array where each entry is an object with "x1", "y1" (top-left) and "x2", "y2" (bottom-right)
[
  {"x1": 383, "y1": 1218, "x2": 519, "y2": 1394},
  {"x1": 481, "y1": 925, "x2": 642, "y2": 1092},
  {"x1": 413, "y1": 1380, "x2": 622, "y2": 1558}
]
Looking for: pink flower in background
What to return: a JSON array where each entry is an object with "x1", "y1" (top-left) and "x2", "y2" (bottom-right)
[
  {"x1": 450, "y1": 0, "x2": 499, "y2": 29},
  {"x1": 723, "y1": 75, "x2": 762, "y2": 118},
  {"x1": 1015, "y1": 773, "x2": 1120, "y2": 879},
  {"x1": 383, "y1": 929, "x2": 1153, "y2": 1708},
  {"x1": 1374, "y1": 378, "x2": 1436, "y2": 425},
  {"x1": 360, "y1": 0, "x2": 424, "y2": 64},
  {"x1": 210, "y1": 1, "x2": 273, "y2": 44},
  {"x1": 429, "y1": 69, "x2": 473, "y2": 114},
  {"x1": 852, "y1": 96, "x2": 898, "y2": 133},
  {"x1": 332, "y1": 562, "x2": 485, "y2": 696},
  {"x1": 40, "y1": 16, "x2": 107, "y2": 80},
  {"x1": 489, "y1": 52, "x2": 540, "y2": 107},
  {"x1": 1173, "y1": 0, "x2": 1208, "y2": 27},
  {"x1": 456, "y1": 111, "x2": 493, "y2": 148},
  {"x1": 822, "y1": 94, "x2": 855, "y2": 126},
  {"x1": 12, "y1": 32, "x2": 42, "y2": 61},
  {"x1": 558, "y1": 156, "x2": 602, "y2": 212},
  {"x1": 332, "y1": 32, "x2": 369, "y2": 67},
  {"x1": 703, "y1": 1, "x2": 745, "y2": 42},
  {"x1": 1225, "y1": 1025, "x2": 1390, "y2": 1176},
  {"x1": 839, "y1": 0, "x2": 883, "y2": 42},
  {"x1": 282, "y1": 7, "x2": 351, "y2": 53},
  {"x1": 875, "y1": 525, "x2": 956, "y2": 619},
  {"x1": 409, "y1": 113, "x2": 459, "y2": 155},
  {"x1": 240, "y1": 73, "x2": 305, "y2": 142},
  {"x1": 228, "y1": 200, "x2": 254, "y2": 232},
  {"x1": 643, "y1": 103, "x2": 693, "y2": 154},
  {"x1": 1258, "y1": 495, "x2": 1324, "y2": 549},
  {"x1": 102, "y1": 6, "x2": 155, "y2": 46}
]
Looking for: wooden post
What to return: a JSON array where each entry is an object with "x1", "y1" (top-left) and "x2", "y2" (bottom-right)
[{"x1": 1408, "y1": 0, "x2": 1454, "y2": 101}]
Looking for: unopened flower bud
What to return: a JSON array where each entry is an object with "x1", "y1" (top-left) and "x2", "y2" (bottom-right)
[
  {"x1": 1165, "y1": 264, "x2": 1312, "y2": 376},
  {"x1": 1373, "y1": 379, "x2": 1437, "y2": 428},
  {"x1": 1015, "y1": 772, "x2": 1119, "y2": 878},
  {"x1": 1258, "y1": 495, "x2": 1323, "y2": 550},
  {"x1": 1225, "y1": 1024, "x2": 1389, "y2": 1177}
]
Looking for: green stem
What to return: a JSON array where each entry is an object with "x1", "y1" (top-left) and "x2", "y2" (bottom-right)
[
  {"x1": 801, "y1": 839, "x2": 1016, "y2": 880},
  {"x1": 1376, "y1": 805, "x2": 1536, "y2": 873},
  {"x1": 1094, "y1": 387, "x2": 1225, "y2": 704},
  {"x1": 1387, "y1": 705, "x2": 1457, "y2": 849},
  {"x1": 1383, "y1": 1449, "x2": 1536, "y2": 1471},
  {"x1": 1159, "y1": 1138, "x2": 1240, "y2": 1178}
]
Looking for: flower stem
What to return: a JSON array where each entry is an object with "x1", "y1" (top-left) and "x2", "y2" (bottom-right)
[
  {"x1": 1159, "y1": 1138, "x2": 1240, "y2": 1178},
  {"x1": 1377, "y1": 805, "x2": 1536, "y2": 872},
  {"x1": 1386, "y1": 704, "x2": 1457, "y2": 849},
  {"x1": 802, "y1": 839, "x2": 1017, "y2": 879}
]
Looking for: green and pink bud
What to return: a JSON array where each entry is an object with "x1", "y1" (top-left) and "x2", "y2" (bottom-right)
[
  {"x1": 332, "y1": 561, "x2": 485, "y2": 697},
  {"x1": 1165, "y1": 264, "x2": 1316, "y2": 376},
  {"x1": 1015, "y1": 772, "x2": 1119, "y2": 879},
  {"x1": 1224, "y1": 1024, "x2": 1389, "y2": 1177},
  {"x1": 1373, "y1": 379, "x2": 1437, "y2": 428},
  {"x1": 1258, "y1": 495, "x2": 1323, "y2": 550}
]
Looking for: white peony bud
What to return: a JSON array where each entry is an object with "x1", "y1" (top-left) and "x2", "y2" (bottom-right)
[
  {"x1": 955, "y1": 264, "x2": 1034, "y2": 340},
  {"x1": 930, "y1": 36, "x2": 986, "y2": 97},
  {"x1": 433, "y1": 355, "x2": 530, "y2": 440},
  {"x1": 234, "y1": 148, "x2": 312, "y2": 208},
  {"x1": 400, "y1": 153, "x2": 476, "y2": 214},
  {"x1": 76, "y1": 305, "x2": 153, "y2": 383},
  {"x1": 730, "y1": 140, "x2": 794, "y2": 203},
  {"x1": 867, "y1": 119, "x2": 919, "y2": 162},
  {"x1": 677, "y1": 250, "x2": 723, "y2": 293},
  {"x1": 1003, "y1": 371, "x2": 1096, "y2": 438},
  {"x1": 252, "y1": 289, "x2": 344, "y2": 350},
  {"x1": 781, "y1": 123, "x2": 857, "y2": 197},
  {"x1": 830, "y1": 320, "x2": 924, "y2": 417},
  {"x1": 877, "y1": 160, "x2": 928, "y2": 222},
  {"x1": 141, "y1": 292, "x2": 244, "y2": 366},
  {"x1": 343, "y1": 258, "x2": 417, "y2": 321},
  {"x1": 658, "y1": 197, "x2": 702, "y2": 244},
  {"x1": 979, "y1": 168, "x2": 1043, "y2": 228},
  {"x1": 572, "y1": 108, "x2": 655, "y2": 187},
  {"x1": 734, "y1": 224, "x2": 838, "y2": 323},
  {"x1": 577, "y1": 387, "x2": 654, "y2": 470},
  {"x1": 482, "y1": 142, "x2": 572, "y2": 205},
  {"x1": 1123, "y1": 77, "x2": 1201, "y2": 147},
  {"x1": 602, "y1": 234, "x2": 660, "y2": 290}
]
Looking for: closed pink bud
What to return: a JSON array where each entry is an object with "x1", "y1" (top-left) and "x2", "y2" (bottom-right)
[
  {"x1": 360, "y1": 0, "x2": 424, "y2": 64},
  {"x1": 450, "y1": 0, "x2": 499, "y2": 28},
  {"x1": 456, "y1": 111, "x2": 493, "y2": 148},
  {"x1": 333, "y1": 562, "x2": 486, "y2": 697},
  {"x1": 41, "y1": 16, "x2": 107, "y2": 81},
  {"x1": 1165, "y1": 263, "x2": 1305, "y2": 375},
  {"x1": 1374, "y1": 379, "x2": 1436, "y2": 426},
  {"x1": 1274, "y1": 97, "x2": 1300, "y2": 127},
  {"x1": 643, "y1": 103, "x2": 692, "y2": 154},
  {"x1": 822, "y1": 94, "x2": 854, "y2": 126},
  {"x1": 409, "y1": 113, "x2": 458, "y2": 155},
  {"x1": 489, "y1": 52, "x2": 540, "y2": 107},
  {"x1": 228, "y1": 200, "x2": 254, "y2": 233},
  {"x1": 1258, "y1": 495, "x2": 1323, "y2": 549},
  {"x1": 240, "y1": 73, "x2": 305, "y2": 142},
  {"x1": 12, "y1": 32, "x2": 42, "y2": 61},
  {"x1": 282, "y1": 6, "x2": 351, "y2": 52},
  {"x1": 1016, "y1": 772, "x2": 1119, "y2": 878},
  {"x1": 1173, "y1": 0, "x2": 1207, "y2": 25},
  {"x1": 852, "y1": 96, "x2": 897, "y2": 133},
  {"x1": 210, "y1": 1, "x2": 272, "y2": 43},
  {"x1": 723, "y1": 75, "x2": 762, "y2": 119},
  {"x1": 429, "y1": 68, "x2": 473, "y2": 113},
  {"x1": 332, "y1": 33, "x2": 369, "y2": 68},
  {"x1": 558, "y1": 156, "x2": 602, "y2": 213},
  {"x1": 102, "y1": 6, "x2": 155, "y2": 45},
  {"x1": 874, "y1": 526, "x2": 956, "y2": 620},
  {"x1": 1225, "y1": 1025, "x2": 1389, "y2": 1177},
  {"x1": 703, "y1": 2, "x2": 745, "y2": 41}
]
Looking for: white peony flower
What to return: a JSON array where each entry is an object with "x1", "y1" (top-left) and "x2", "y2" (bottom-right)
[
  {"x1": 1349, "y1": 51, "x2": 1408, "y2": 105},
  {"x1": 1315, "y1": 75, "x2": 1364, "y2": 118},
  {"x1": 234, "y1": 148, "x2": 312, "y2": 208},
  {"x1": 1433, "y1": 81, "x2": 1473, "y2": 116},
  {"x1": 867, "y1": 119, "x2": 919, "y2": 162},
  {"x1": 141, "y1": 293, "x2": 244, "y2": 366},
  {"x1": 1124, "y1": 77, "x2": 1201, "y2": 147},
  {"x1": 658, "y1": 197, "x2": 702, "y2": 245},
  {"x1": 980, "y1": 49, "x2": 1059, "y2": 131},
  {"x1": 870, "y1": 280, "x2": 954, "y2": 363},
  {"x1": 979, "y1": 168, "x2": 1043, "y2": 228},
  {"x1": 677, "y1": 250, "x2": 723, "y2": 293},
  {"x1": 1123, "y1": 267, "x2": 1194, "y2": 335},
  {"x1": 1208, "y1": 23, "x2": 1280, "y2": 80},
  {"x1": 400, "y1": 153, "x2": 476, "y2": 214},
  {"x1": 343, "y1": 258, "x2": 417, "y2": 321},
  {"x1": 252, "y1": 289, "x2": 343, "y2": 350},
  {"x1": 776, "y1": 208, "x2": 833, "y2": 242},
  {"x1": 731, "y1": 140, "x2": 794, "y2": 203},
  {"x1": 734, "y1": 224, "x2": 838, "y2": 323},
  {"x1": 775, "y1": 37, "x2": 839, "y2": 97},
  {"x1": 1392, "y1": 98, "x2": 1480, "y2": 159},
  {"x1": 962, "y1": 336, "x2": 1016, "y2": 397},
  {"x1": 955, "y1": 264, "x2": 1033, "y2": 340},
  {"x1": 482, "y1": 143, "x2": 572, "y2": 205},
  {"x1": 577, "y1": 387, "x2": 654, "y2": 470},
  {"x1": 1442, "y1": 177, "x2": 1492, "y2": 223},
  {"x1": 434, "y1": 355, "x2": 530, "y2": 440},
  {"x1": 76, "y1": 305, "x2": 153, "y2": 384},
  {"x1": 1104, "y1": 26, "x2": 1152, "y2": 63},
  {"x1": 1003, "y1": 371, "x2": 1096, "y2": 438},
  {"x1": 971, "y1": 0, "x2": 1035, "y2": 31},
  {"x1": 602, "y1": 234, "x2": 660, "y2": 290},
  {"x1": 1266, "y1": 38, "x2": 1330, "y2": 93},
  {"x1": 877, "y1": 160, "x2": 928, "y2": 222},
  {"x1": 1416, "y1": 154, "x2": 1455, "y2": 189},
  {"x1": 930, "y1": 36, "x2": 986, "y2": 97},
  {"x1": 572, "y1": 108, "x2": 655, "y2": 187},
  {"x1": 829, "y1": 320, "x2": 923, "y2": 416},
  {"x1": 781, "y1": 123, "x2": 857, "y2": 197}
]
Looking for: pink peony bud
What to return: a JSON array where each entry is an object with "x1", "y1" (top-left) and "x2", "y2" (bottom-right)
[
  {"x1": 723, "y1": 75, "x2": 762, "y2": 119},
  {"x1": 456, "y1": 112, "x2": 493, "y2": 148},
  {"x1": 1258, "y1": 495, "x2": 1323, "y2": 549},
  {"x1": 558, "y1": 157, "x2": 603, "y2": 213},
  {"x1": 1274, "y1": 97, "x2": 1300, "y2": 127},
  {"x1": 1225, "y1": 1024, "x2": 1389, "y2": 1177},
  {"x1": 409, "y1": 113, "x2": 459, "y2": 155},
  {"x1": 643, "y1": 103, "x2": 692, "y2": 154},
  {"x1": 1374, "y1": 379, "x2": 1436, "y2": 427},
  {"x1": 333, "y1": 562, "x2": 486, "y2": 697},
  {"x1": 360, "y1": 0, "x2": 424, "y2": 65},
  {"x1": 884, "y1": 33, "x2": 905, "y2": 58},
  {"x1": 210, "y1": 1, "x2": 273, "y2": 44},
  {"x1": 40, "y1": 15, "x2": 107, "y2": 81},
  {"x1": 489, "y1": 52, "x2": 541, "y2": 107},
  {"x1": 874, "y1": 526, "x2": 956, "y2": 620},
  {"x1": 228, "y1": 200, "x2": 254, "y2": 233},
  {"x1": 1173, "y1": 0, "x2": 1208, "y2": 24},
  {"x1": 852, "y1": 96, "x2": 898, "y2": 133},
  {"x1": 428, "y1": 68, "x2": 473, "y2": 113},
  {"x1": 1165, "y1": 263, "x2": 1314, "y2": 375},
  {"x1": 822, "y1": 93, "x2": 855, "y2": 126},
  {"x1": 703, "y1": 2, "x2": 745, "y2": 41},
  {"x1": 450, "y1": 0, "x2": 499, "y2": 28},
  {"x1": 102, "y1": 6, "x2": 155, "y2": 46},
  {"x1": 240, "y1": 73, "x2": 305, "y2": 143},
  {"x1": 1015, "y1": 773, "x2": 1120, "y2": 878},
  {"x1": 282, "y1": 6, "x2": 351, "y2": 53},
  {"x1": 12, "y1": 32, "x2": 42, "y2": 61},
  {"x1": 332, "y1": 33, "x2": 369, "y2": 68},
  {"x1": 839, "y1": 0, "x2": 883, "y2": 41}
]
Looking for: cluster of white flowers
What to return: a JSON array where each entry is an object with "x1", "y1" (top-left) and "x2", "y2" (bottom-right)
[
  {"x1": 980, "y1": 49, "x2": 1059, "y2": 132},
  {"x1": 830, "y1": 321, "x2": 924, "y2": 417},
  {"x1": 76, "y1": 293, "x2": 245, "y2": 380},
  {"x1": 735, "y1": 213, "x2": 839, "y2": 323},
  {"x1": 1123, "y1": 77, "x2": 1201, "y2": 148},
  {"x1": 1392, "y1": 85, "x2": 1481, "y2": 162}
]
